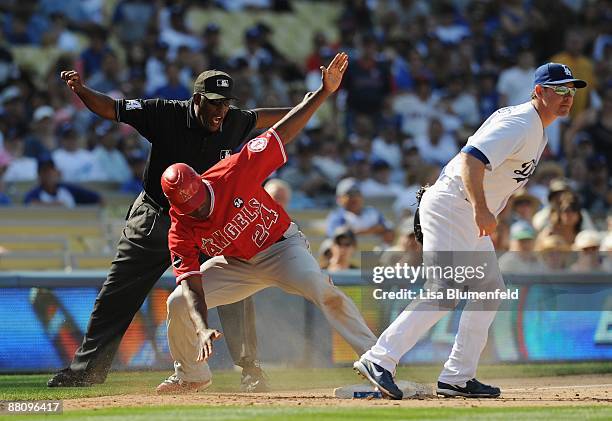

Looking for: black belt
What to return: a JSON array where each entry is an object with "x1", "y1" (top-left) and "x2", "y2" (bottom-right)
[
  {"x1": 274, "y1": 235, "x2": 286, "y2": 244},
  {"x1": 143, "y1": 192, "x2": 169, "y2": 214}
]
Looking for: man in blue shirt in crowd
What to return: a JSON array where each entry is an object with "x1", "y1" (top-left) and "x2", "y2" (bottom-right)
[{"x1": 24, "y1": 155, "x2": 101, "y2": 207}]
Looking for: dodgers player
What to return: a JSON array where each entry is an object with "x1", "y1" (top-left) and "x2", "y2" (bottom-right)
[
  {"x1": 354, "y1": 63, "x2": 587, "y2": 399},
  {"x1": 155, "y1": 53, "x2": 378, "y2": 394}
]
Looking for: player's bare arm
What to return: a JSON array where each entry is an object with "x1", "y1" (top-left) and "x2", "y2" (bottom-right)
[
  {"x1": 460, "y1": 152, "x2": 497, "y2": 237},
  {"x1": 252, "y1": 108, "x2": 292, "y2": 129},
  {"x1": 181, "y1": 274, "x2": 223, "y2": 361},
  {"x1": 272, "y1": 52, "x2": 348, "y2": 144},
  {"x1": 60, "y1": 70, "x2": 116, "y2": 120},
  {"x1": 252, "y1": 90, "x2": 319, "y2": 128}
]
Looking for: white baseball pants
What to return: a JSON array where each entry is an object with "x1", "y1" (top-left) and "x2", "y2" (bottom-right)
[
  {"x1": 166, "y1": 223, "x2": 377, "y2": 382},
  {"x1": 363, "y1": 176, "x2": 504, "y2": 385}
]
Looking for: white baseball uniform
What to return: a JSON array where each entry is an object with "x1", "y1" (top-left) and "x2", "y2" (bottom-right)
[{"x1": 363, "y1": 102, "x2": 548, "y2": 384}]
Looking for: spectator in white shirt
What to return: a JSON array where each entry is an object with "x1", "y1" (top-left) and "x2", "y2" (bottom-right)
[
  {"x1": 441, "y1": 75, "x2": 480, "y2": 128},
  {"x1": 393, "y1": 77, "x2": 461, "y2": 138},
  {"x1": 90, "y1": 121, "x2": 131, "y2": 183},
  {"x1": 3, "y1": 134, "x2": 37, "y2": 182},
  {"x1": 52, "y1": 122, "x2": 97, "y2": 182},
  {"x1": 393, "y1": 77, "x2": 438, "y2": 138},
  {"x1": 326, "y1": 177, "x2": 391, "y2": 238},
  {"x1": 432, "y1": 2, "x2": 471, "y2": 45},
  {"x1": 145, "y1": 41, "x2": 169, "y2": 95},
  {"x1": 360, "y1": 159, "x2": 403, "y2": 199},
  {"x1": 414, "y1": 118, "x2": 459, "y2": 166},
  {"x1": 497, "y1": 49, "x2": 536, "y2": 106},
  {"x1": 159, "y1": 6, "x2": 202, "y2": 60},
  {"x1": 371, "y1": 124, "x2": 403, "y2": 170}
]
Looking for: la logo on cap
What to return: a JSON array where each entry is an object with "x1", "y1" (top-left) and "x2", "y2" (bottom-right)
[
  {"x1": 562, "y1": 65, "x2": 572, "y2": 77},
  {"x1": 217, "y1": 79, "x2": 229, "y2": 87}
]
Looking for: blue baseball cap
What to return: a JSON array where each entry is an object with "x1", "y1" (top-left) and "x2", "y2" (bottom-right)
[
  {"x1": 533, "y1": 63, "x2": 587, "y2": 88},
  {"x1": 349, "y1": 151, "x2": 368, "y2": 164},
  {"x1": 510, "y1": 220, "x2": 536, "y2": 241}
]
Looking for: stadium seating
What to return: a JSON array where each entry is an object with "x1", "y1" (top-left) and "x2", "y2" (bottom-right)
[
  {"x1": 69, "y1": 252, "x2": 115, "y2": 270},
  {"x1": 188, "y1": 2, "x2": 339, "y2": 62},
  {"x1": 0, "y1": 206, "x2": 113, "y2": 260},
  {"x1": 0, "y1": 236, "x2": 68, "y2": 253},
  {"x1": 0, "y1": 252, "x2": 68, "y2": 271},
  {"x1": 0, "y1": 205, "x2": 102, "y2": 222}
]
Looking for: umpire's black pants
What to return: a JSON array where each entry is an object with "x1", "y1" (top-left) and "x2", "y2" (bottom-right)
[{"x1": 69, "y1": 192, "x2": 258, "y2": 382}]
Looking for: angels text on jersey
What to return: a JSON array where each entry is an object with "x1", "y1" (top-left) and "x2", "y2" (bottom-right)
[{"x1": 200, "y1": 197, "x2": 279, "y2": 256}]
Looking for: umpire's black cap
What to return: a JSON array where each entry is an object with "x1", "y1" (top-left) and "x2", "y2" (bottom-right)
[{"x1": 193, "y1": 70, "x2": 237, "y2": 100}]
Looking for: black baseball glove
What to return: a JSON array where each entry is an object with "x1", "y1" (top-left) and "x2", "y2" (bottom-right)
[{"x1": 413, "y1": 184, "x2": 429, "y2": 244}]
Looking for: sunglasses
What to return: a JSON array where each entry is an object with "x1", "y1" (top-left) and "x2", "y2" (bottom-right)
[
  {"x1": 336, "y1": 240, "x2": 355, "y2": 248},
  {"x1": 207, "y1": 98, "x2": 231, "y2": 107},
  {"x1": 543, "y1": 85, "x2": 577, "y2": 97}
]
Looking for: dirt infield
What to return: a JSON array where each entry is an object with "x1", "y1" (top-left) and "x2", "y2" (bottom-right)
[{"x1": 63, "y1": 374, "x2": 611, "y2": 410}]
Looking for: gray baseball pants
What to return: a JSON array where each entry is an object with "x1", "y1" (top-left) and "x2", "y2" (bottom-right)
[{"x1": 166, "y1": 223, "x2": 378, "y2": 382}]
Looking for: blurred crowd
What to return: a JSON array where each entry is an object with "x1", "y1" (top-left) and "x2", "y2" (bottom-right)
[{"x1": 0, "y1": 0, "x2": 609, "y2": 267}]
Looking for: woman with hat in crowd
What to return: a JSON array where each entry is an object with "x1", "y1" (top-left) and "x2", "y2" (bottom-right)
[
  {"x1": 535, "y1": 234, "x2": 572, "y2": 271},
  {"x1": 570, "y1": 230, "x2": 603, "y2": 272}
]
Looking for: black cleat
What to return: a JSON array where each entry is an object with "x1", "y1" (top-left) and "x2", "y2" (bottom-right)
[
  {"x1": 353, "y1": 357, "x2": 403, "y2": 400},
  {"x1": 437, "y1": 378, "x2": 501, "y2": 398},
  {"x1": 240, "y1": 362, "x2": 269, "y2": 392},
  {"x1": 47, "y1": 368, "x2": 93, "y2": 388}
]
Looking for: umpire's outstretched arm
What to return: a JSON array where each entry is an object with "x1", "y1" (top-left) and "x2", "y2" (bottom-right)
[
  {"x1": 60, "y1": 70, "x2": 116, "y2": 120},
  {"x1": 272, "y1": 52, "x2": 348, "y2": 145}
]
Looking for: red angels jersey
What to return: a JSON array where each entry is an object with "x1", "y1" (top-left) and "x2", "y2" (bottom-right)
[{"x1": 168, "y1": 128, "x2": 291, "y2": 283}]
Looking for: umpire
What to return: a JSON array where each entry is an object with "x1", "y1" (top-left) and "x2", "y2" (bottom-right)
[{"x1": 48, "y1": 69, "x2": 290, "y2": 392}]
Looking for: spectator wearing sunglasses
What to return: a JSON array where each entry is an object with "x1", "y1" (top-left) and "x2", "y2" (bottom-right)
[{"x1": 327, "y1": 226, "x2": 359, "y2": 272}]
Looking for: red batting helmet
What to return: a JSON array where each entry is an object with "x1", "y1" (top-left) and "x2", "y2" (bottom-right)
[{"x1": 161, "y1": 163, "x2": 207, "y2": 215}]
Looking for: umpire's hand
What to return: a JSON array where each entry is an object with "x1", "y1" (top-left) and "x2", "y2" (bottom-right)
[{"x1": 60, "y1": 70, "x2": 84, "y2": 93}]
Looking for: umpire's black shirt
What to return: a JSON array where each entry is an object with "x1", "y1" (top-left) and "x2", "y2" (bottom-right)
[{"x1": 115, "y1": 98, "x2": 257, "y2": 209}]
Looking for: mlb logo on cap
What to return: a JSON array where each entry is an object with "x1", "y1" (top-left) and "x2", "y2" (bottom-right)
[
  {"x1": 533, "y1": 62, "x2": 587, "y2": 88},
  {"x1": 193, "y1": 70, "x2": 237, "y2": 100}
]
